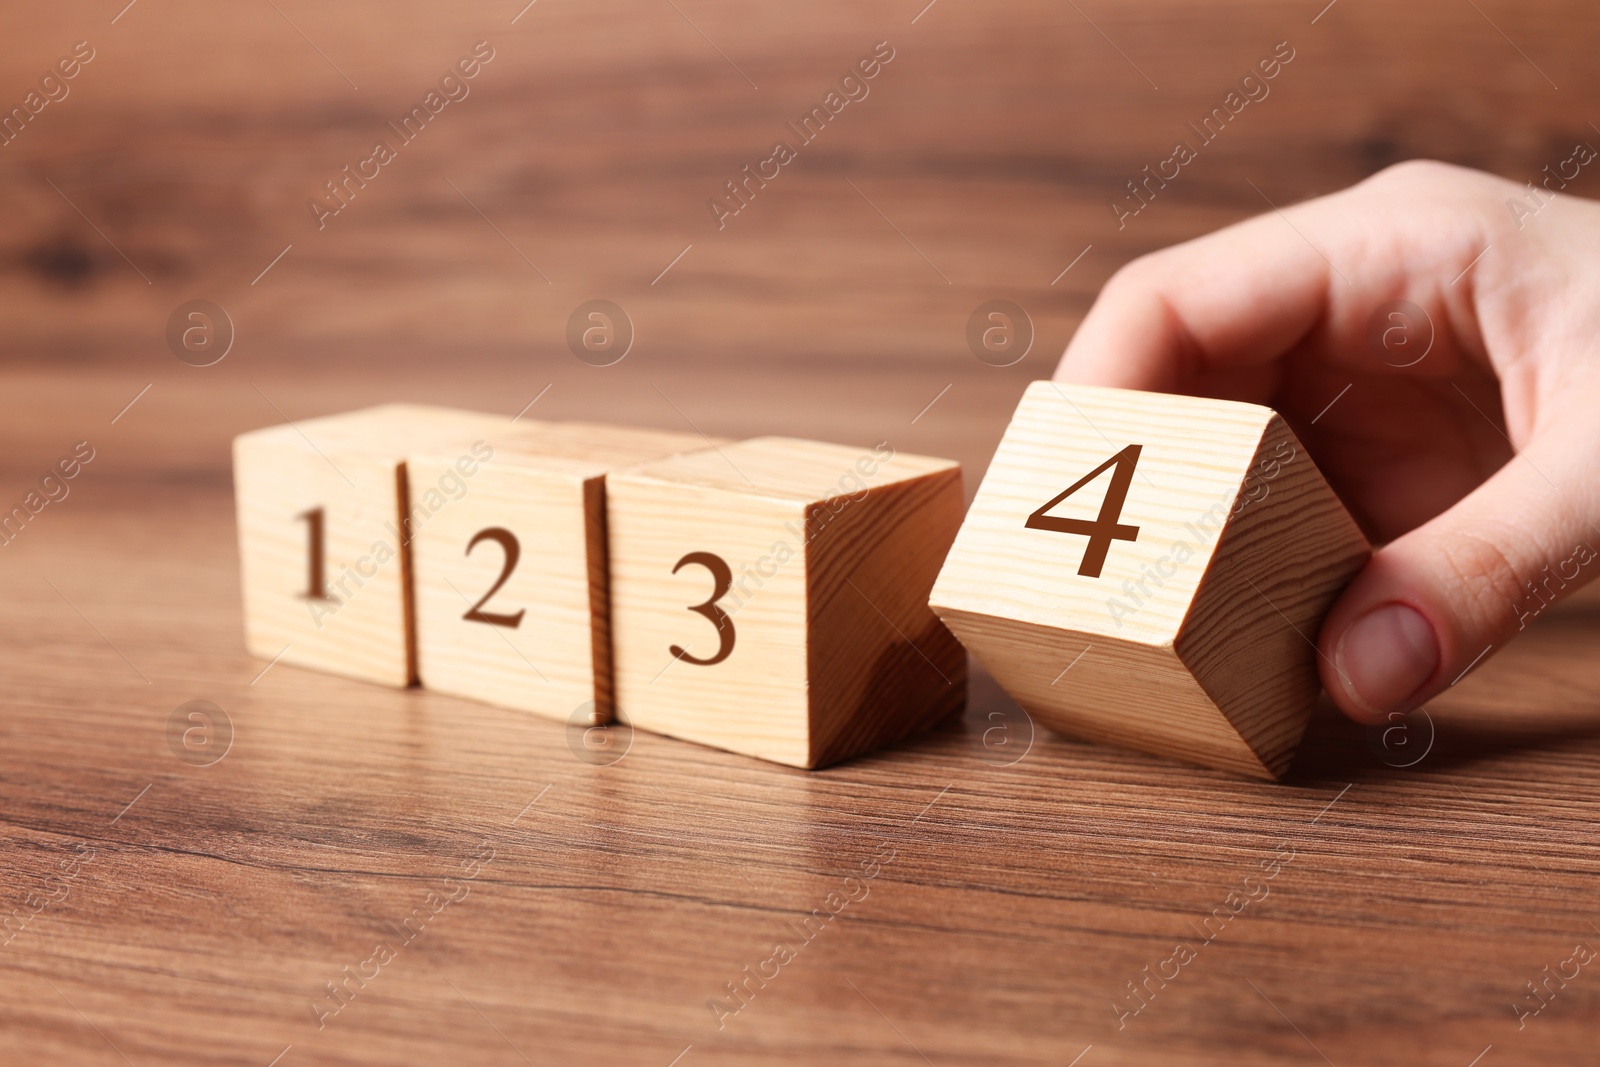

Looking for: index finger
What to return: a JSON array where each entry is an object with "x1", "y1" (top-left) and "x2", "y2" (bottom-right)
[{"x1": 1054, "y1": 205, "x2": 1334, "y2": 393}]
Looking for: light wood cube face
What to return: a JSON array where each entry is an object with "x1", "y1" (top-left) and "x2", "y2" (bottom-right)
[
  {"x1": 930, "y1": 382, "x2": 1370, "y2": 779},
  {"x1": 233, "y1": 404, "x2": 511, "y2": 688},
  {"x1": 608, "y1": 437, "x2": 966, "y2": 768},
  {"x1": 408, "y1": 423, "x2": 712, "y2": 724}
]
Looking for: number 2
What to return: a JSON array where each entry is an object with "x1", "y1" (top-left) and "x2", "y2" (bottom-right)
[
  {"x1": 670, "y1": 551, "x2": 735, "y2": 666},
  {"x1": 462, "y1": 527, "x2": 526, "y2": 628},
  {"x1": 1025, "y1": 444, "x2": 1143, "y2": 578}
]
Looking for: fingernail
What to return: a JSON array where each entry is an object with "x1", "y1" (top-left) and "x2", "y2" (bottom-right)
[{"x1": 1334, "y1": 602, "x2": 1439, "y2": 720}]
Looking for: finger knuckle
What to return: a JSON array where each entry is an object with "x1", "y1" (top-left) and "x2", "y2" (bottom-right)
[
  {"x1": 1433, "y1": 528, "x2": 1527, "y2": 624},
  {"x1": 1103, "y1": 254, "x2": 1163, "y2": 296},
  {"x1": 1365, "y1": 158, "x2": 1461, "y2": 190},
  {"x1": 1360, "y1": 159, "x2": 1512, "y2": 204}
]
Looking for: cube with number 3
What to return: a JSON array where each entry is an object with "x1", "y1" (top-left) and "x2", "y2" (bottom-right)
[
  {"x1": 607, "y1": 437, "x2": 965, "y2": 768},
  {"x1": 929, "y1": 382, "x2": 1370, "y2": 779}
]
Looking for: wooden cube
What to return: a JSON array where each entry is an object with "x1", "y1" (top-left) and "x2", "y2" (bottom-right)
[
  {"x1": 233, "y1": 403, "x2": 511, "y2": 687},
  {"x1": 607, "y1": 437, "x2": 965, "y2": 768},
  {"x1": 929, "y1": 382, "x2": 1370, "y2": 779},
  {"x1": 407, "y1": 422, "x2": 714, "y2": 724}
]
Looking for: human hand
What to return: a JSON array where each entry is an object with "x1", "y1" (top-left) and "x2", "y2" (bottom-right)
[{"x1": 1054, "y1": 160, "x2": 1600, "y2": 725}]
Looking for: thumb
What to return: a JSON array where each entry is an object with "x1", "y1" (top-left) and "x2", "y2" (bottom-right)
[{"x1": 1316, "y1": 422, "x2": 1600, "y2": 724}]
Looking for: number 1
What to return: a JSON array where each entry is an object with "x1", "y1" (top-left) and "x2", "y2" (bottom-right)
[{"x1": 298, "y1": 507, "x2": 331, "y2": 600}]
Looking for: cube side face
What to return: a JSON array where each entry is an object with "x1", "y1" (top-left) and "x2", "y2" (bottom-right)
[
  {"x1": 608, "y1": 475, "x2": 811, "y2": 766},
  {"x1": 936, "y1": 608, "x2": 1275, "y2": 779},
  {"x1": 1177, "y1": 416, "x2": 1373, "y2": 775},
  {"x1": 233, "y1": 432, "x2": 411, "y2": 687},
  {"x1": 930, "y1": 381, "x2": 1270, "y2": 647},
  {"x1": 409, "y1": 455, "x2": 603, "y2": 722},
  {"x1": 805, "y1": 467, "x2": 967, "y2": 768}
]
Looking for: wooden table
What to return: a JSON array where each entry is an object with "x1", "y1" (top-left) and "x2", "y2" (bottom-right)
[{"x1": 3, "y1": 1, "x2": 1598, "y2": 1063}]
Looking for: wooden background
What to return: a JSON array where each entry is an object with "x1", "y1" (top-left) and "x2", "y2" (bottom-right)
[{"x1": 3, "y1": 0, "x2": 1600, "y2": 1063}]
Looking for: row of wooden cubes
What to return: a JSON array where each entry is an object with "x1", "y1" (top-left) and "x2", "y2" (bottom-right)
[{"x1": 233, "y1": 404, "x2": 965, "y2": 768}]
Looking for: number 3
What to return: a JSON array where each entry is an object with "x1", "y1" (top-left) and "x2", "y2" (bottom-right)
[{"x1": 670, "y1": 551, "x2": 736, "y2": 666}]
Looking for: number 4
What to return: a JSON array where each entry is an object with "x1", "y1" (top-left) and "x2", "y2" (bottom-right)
[{"x1": 1025, "y1": 444, "x2": 1143, "y2": 578}]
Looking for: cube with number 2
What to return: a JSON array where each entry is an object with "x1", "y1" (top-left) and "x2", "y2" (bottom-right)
[{"x1": 407, "y1": 422, "x2": 714, "y2": 724}]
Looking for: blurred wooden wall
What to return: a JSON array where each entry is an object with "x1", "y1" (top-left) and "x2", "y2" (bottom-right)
[{"x1": 0, "y1": 0, "x2": 1595, "y2": 464}]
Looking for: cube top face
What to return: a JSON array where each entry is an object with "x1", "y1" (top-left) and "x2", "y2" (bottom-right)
[
  {"x1": 238, "y1": 403, "x2": 514, "y2": 458},
  {"x1": 496, "y1": 422, "x2": 716, "y2": 470},
  {"x1": 614, "y1": 436, "x2": 957, "y2": 505},
  {"x1": 931, "y1": 381, "x2": 1273, "y2": 647},
  {"x1": 608, "y1": 438, "x2": 964, "y2": 768}
]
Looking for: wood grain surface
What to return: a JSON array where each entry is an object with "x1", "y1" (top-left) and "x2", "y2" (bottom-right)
[
  {"x1": 607, "y1": 436, "x2": 964, "y2": 768},
  {"x1": 3, "y1": 0, "x2": 1600, "y2": 1064},
  {"x1": 932, "y1": 383, "x2": 1373, "y2": 781},
  {"x1": 410, "y1": 420, "x2": 712, "y2": 725},
  {"x1": 235, "y1": 404, "x2": 517, "y2": 688}
]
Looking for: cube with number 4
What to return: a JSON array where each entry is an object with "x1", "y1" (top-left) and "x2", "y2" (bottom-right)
[
  {"x1": 607, "y1": 437, "x2": 965, "y2": 768},
  {"x1": 929, "y1": 382, "x2": 1370, "y2": 779}
]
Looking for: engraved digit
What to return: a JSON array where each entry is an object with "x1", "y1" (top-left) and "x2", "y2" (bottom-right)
[
  {"x1": 670, "y1": 551, "x2": 735, "y2": 666},
  {"x1": 463, "y1": 527, "x2": 526, "y2": 628},
  {"x1": 297, "y1": 507, "x2": 331, "y2": 600},
  {"x1": 1024, "y1": 444, "x2": 1143, "y2": 578}
]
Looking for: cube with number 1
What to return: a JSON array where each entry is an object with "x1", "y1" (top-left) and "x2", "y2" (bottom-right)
[{"x1": 233, "y1": 403, "x2": 512, "y2": 687}]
